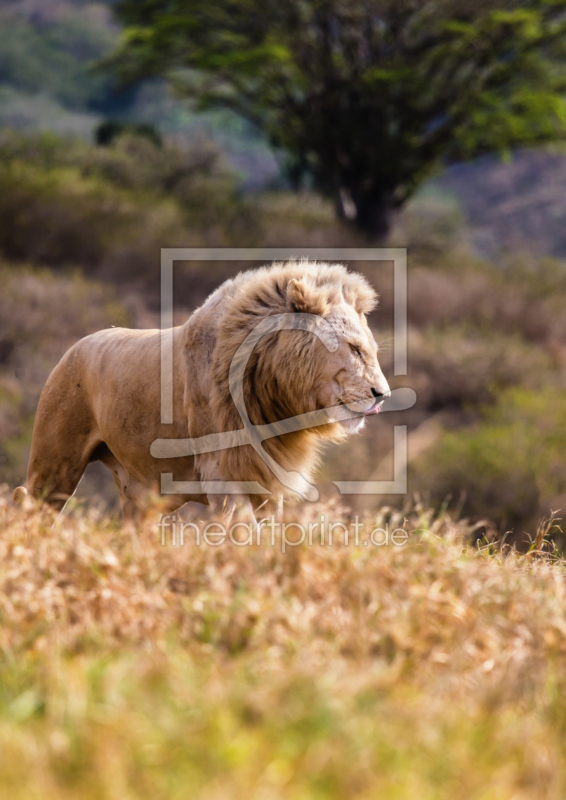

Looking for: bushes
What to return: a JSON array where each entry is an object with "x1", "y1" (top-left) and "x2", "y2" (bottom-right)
[
  {"x1": 0, "y1": 159, "x2": 140, "y2": 268},
  {"x1": 407, "y1": 326, "x2": 554, "y2": 411},
  {"x1": 2, "y1": 129, "x2": 566, "y2": 536},
  {"x1": 0, "y1": 264, "x2": 129, "y2": 485},
  {"x1": 0, "y1": 130, "x2": 260, "y2": 300},
  {"x1": 413, "y1": 387, "x2": 566, "y2": 536},
  {"x1": 0, "y1": 129, "x2": 242, "y2": 215},
  {"x1": 0, "y1": 130, "x2": 361, "y2": 304}
]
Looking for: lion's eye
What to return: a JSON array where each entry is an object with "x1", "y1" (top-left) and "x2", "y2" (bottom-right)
[{"x1": 350, "y1": 344, "x2": 363, "y2": 359}]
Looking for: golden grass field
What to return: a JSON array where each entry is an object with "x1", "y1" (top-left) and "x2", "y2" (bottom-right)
[{"x1": 1, "y1": 491, "x2": 566, "y2": 799}]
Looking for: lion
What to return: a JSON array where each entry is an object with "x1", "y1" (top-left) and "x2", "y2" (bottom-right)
[{"x1": 15, "y1": 261, "x2": 390, "y2": 523}]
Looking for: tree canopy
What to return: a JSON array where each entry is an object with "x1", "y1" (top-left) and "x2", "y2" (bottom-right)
[{"x1": 110, "y1": 0, "x2": 566, "y2": 236}]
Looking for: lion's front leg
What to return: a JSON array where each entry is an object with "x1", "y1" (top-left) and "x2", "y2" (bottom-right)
[
  {"x1": 195, "y1": 453, "x2": 254, "y2": 525},
  {"x1": 251, "y1": 494, "x2": 283, "y2": 525},
  {"x1": 207, "y1": 492, "x2": 257, "y2": 527},
  {"x1": 197, "y1": 454, "x2": 282, "y2": 531}
]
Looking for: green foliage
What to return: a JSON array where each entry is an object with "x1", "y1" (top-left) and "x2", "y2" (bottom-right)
[
  {"x1": 0, "y1": 128, "x2": 239, "y2": 215},
  {"x1": 0, "y1": 130, "x2": 247, "y2": 281},
  {"x1": 95, "y1": 119, "x2": 163, "y2": 146},
  {"x1": 0, "y1": 0, "x2": 283, "y2": 179},
  {"x1": 415, "y1": 387, "x2": 566, "y2": 534},
  {"x1": 110, "y1": 0, "x2": 566, "y2": 235},
  {"x1": 0, "y1": 3, "x2": 117, "y2": 111}
]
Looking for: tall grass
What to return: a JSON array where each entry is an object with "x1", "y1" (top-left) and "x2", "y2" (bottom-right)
[{"x1": 1, "y1": 494, "x2": 566, "y2": 798}]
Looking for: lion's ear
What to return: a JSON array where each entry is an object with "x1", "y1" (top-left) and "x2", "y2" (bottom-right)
[{"x1": 286, "y1": 278, "x2": 327, "y2": 315}]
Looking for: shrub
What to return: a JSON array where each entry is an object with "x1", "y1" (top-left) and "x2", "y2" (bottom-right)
[
  {"x1": 413, "y1": 387, "x2": 566, "y2": 536},
  {"x1": 0, "y1": 264, "x2": 129, "y2": 485},
  {"x1": 408, "y1": 326, "x2": 554, "y2": 411}
]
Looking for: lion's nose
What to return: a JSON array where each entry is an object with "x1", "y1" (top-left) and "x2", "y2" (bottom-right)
[{"x1": 371, "y1": 386, "x2": 390, "y2": 401}]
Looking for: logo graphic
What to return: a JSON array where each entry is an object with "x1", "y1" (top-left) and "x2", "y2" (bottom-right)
[{"x1": 153, "y1": 248, "x2": 414, "y2": 498}]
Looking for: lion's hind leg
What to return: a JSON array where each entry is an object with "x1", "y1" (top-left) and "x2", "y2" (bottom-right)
[
  {"x1": 26, "y1": 390, "x2": 100, "y2": 514},
  {"x1": 26, "y1": 435, "x2": 99, "y2": 514},
  {"x1": 110, "y1": 470, "x2": 148, "y2": 528},
  {"x1": 91, "y1": 443, "x2": 148, "y2": 528}
]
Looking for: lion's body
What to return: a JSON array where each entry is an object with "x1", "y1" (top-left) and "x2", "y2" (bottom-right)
[{"x1": 20, "y1": 261, "x2": 390, "y2": 521}]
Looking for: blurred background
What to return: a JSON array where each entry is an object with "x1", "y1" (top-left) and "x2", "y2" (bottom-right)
[{"x1": 2, "y1": 0, "x2": 566, "y2": 543}]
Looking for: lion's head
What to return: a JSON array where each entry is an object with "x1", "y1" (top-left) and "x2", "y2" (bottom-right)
[
  {"x1": 209, "y1": 260, "x2": 390, "y2": 489},
  {"x1": 284, "y1": 275, "x2": 391, "y2": 434}
]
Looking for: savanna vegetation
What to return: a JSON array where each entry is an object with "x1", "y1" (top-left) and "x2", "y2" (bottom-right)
[
  {"x1": 111, "y1": 0, "x2": 566, "y2": 235},
  {"x1": 1, "y1": 494, "x2": 566, "y2": 799},
  {"x1": 1, "y1": 126, "x2": 566, "y2": 541},
  {"x1": 2, "y1": 1, "x2": 566, "y2": 796}
]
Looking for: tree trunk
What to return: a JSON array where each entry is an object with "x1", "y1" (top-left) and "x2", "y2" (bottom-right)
[
  {"x1": 350, "y1": 186, "x2": 393, "y2": 240},
  {"x1": 335, "y1": 188, "x2": 357, "y2": 221}
]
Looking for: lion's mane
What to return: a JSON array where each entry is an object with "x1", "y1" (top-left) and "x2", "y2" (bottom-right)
[{"x1": 203, "y1": 260, "x2": 377, "y2": 494}]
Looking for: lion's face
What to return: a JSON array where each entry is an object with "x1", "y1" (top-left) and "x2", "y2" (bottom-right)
[{"x1": 315, "y1": 302, "x2": 390, "y2": 433}]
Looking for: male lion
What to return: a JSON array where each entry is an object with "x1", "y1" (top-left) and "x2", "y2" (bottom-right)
[{"x1": 15, "y1": 261, "x2": 390, "y2": 522}]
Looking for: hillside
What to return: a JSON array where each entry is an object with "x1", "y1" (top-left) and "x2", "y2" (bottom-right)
[
  {"x1": 439, "y1": 148, "x2": 566, "y2": 260},
  {"x1": 1, "y1": 128, "x2": 566, "y2": 539},
  {"x1": 4, "y1": 0, "x2": 566, "y2": 238},
  {"x1": 0, "y1": 0, "x2": 119, "y2": 134},
  {"x1": 0, "y1": 0, "x2": 281, "y2": 186}
]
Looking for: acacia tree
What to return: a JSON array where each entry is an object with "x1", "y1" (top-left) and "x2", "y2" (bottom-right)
[{"x1": 110, "y1": 0, "x2": 566, "y2": 237}]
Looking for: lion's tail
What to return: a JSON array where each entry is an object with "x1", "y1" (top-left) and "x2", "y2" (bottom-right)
[{"x1": 13, "y1": 486, "x2": 28, "y2": 505}]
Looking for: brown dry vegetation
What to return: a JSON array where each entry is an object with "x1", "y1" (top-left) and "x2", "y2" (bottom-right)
[
  {"x1": 3, "y1": 185, "x2": 566, "y2": 534},
  {"x1": 323, "y1": 249, "x2": 566, "y2": 537},
  {"x1": 0, "y1": 492, "x2": 565, "y2": 798},
  {"x1": 1, "y1": 133, "x2": 566, "y2": 531},
  {"x1": 0, "y1": 264, "x2": 130, "y2": 488}
]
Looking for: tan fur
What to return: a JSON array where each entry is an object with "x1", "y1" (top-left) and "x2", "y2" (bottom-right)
[{"x1": 17, "y1": 261, "x2": 390, "y2": 522}]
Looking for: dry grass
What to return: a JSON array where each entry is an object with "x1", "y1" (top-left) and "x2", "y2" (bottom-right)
[{"x1": 1, "y1": 492, "x2": 566, "y2": 798}]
